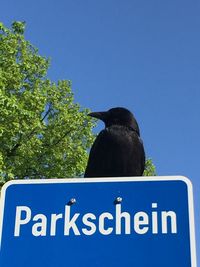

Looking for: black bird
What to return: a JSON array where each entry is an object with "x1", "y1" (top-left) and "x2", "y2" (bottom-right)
[{"x1": 84, "y1": 107, "x2": 145, "y2": 178}]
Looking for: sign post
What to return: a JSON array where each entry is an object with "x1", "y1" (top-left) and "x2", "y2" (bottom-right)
[{"x1": 0, "y1": 176, "x2": 197, "y2": 267}]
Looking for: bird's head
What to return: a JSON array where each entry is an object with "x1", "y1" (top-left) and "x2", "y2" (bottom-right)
[{"x1": 88, "y1": 107, "x2": 140, "y2": 135}]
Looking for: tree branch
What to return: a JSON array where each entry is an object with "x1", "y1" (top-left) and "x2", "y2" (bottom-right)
[
  {"x1": 7, "y1": 104, "x2": 53, "y2": 157},
  {"x1": 44, "y1": 130, "x2": 72, "y2": 148}
]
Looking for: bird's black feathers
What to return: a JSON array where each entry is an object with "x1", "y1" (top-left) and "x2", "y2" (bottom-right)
[{"x1": 84, "y1": 107, "x2": 145, "y2": 178}]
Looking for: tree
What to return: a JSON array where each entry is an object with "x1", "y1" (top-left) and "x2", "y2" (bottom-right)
[
  {"x1": 143, "y1": 158, "x2": 156, "y2": 176},
  {"x1": 0, "y1": 21, "x2": 95, "y2": 182}
]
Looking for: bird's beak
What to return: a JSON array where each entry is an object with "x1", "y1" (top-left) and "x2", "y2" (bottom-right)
[{"x1": 88, "y1": 111, "x2": 108, "y2": 121}]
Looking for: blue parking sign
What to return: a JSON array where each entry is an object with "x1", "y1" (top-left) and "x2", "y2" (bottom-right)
[{"x1": 0, "y1": 176, "x2": 197, "y2": 267}]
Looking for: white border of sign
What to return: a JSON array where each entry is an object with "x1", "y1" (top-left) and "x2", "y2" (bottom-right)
[{"x1": 0, "y1": 176, "x2": 197, "y2": 267}]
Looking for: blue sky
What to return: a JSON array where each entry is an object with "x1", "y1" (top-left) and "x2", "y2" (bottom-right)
[{"x1": 1, "y1": 0, "x2": 200, "y2": 263}]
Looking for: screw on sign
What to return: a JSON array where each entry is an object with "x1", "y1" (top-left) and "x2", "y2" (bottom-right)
[{"x1": 0, "y1": 176, "x2": 197, "y2": 267}]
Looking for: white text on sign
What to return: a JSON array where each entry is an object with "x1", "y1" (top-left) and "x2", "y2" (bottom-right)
[{"x1": 14, "y1": 202, "x2": 177, "y2": 237}]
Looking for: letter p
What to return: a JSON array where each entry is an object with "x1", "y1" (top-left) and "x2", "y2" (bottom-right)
[{"x1": 14, "y1": 206, "x2": 31, "y2": 237}]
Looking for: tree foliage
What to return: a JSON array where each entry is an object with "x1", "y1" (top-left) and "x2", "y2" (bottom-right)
[
  {"x1": 0, "y1": 22, "x2": 95, "y2": 182},
  {"x1": 143, "y1": 158, "x2": 156, "y2": 176}
]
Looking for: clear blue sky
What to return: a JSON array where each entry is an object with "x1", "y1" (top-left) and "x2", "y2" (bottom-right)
[{"x1": 1, "y1": 0, "x2": 200, "y2": 263}]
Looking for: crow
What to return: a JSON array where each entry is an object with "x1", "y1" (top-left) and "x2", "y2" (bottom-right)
[{"x1": 84, "y1": 107, "x2": 145, "y2": 178}]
